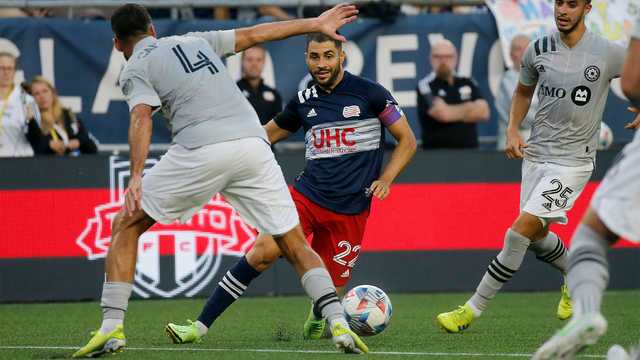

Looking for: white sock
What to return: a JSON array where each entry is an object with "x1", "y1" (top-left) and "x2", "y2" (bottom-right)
[
  {"x1": 468, "y1": 229, "x2": 530, "y2": 313},
  {"x1": 99, "y1": 318, "x2": 122, "y2": 334},
  {"x1": 195, "y1": 320, "x2": 208, "y2": 336},
  {"x1": 465, "y1": 301, "x2": 483, "y2": 317}
]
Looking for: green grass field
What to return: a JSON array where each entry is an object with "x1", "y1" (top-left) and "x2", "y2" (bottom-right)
[{"x1": 1, "y1": 291, "x2": 638, "y2": 359}]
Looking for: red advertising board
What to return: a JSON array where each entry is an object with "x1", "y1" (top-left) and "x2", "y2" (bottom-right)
[{"x1": 1, "y1": 183, "x2": 636, "y2": 260}]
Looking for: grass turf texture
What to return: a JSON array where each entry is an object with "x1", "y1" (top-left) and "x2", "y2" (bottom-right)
[{"x1": 0, "y1": 291, "x2": 638, "y2": 359}]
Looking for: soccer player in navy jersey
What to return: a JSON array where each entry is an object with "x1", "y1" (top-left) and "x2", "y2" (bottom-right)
[{"x1": 167, "y1": 32, "x2": 416, "y2": 342}]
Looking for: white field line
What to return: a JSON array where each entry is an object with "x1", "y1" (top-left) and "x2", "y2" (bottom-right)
[{"x1": 0, "y1": 345, "x2": 605, "y2": 358}]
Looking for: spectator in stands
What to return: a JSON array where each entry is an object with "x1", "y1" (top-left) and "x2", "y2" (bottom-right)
[
  {"x1": 0, "y1": 52, "x2": 40, "y2": 157},
  {"x1": 213, "y1": 6, "x2": 293, "y2": 21},
  {"x1": 0, "y1": 8, "x2": 53, "y2": 17},
  {"x1": 0, "y1": 8, "x2": 28, "y2": 17},
  {"x1": 416, "y1": 38, "x2": 490, "y2": 149},
  {"x1": 26, "y1": 76, "x2": 97, "y2": 155},
  {"x1": 496, "y1": 34, "x2": 534, "y2": 150},
  {"x1": 236, "y1": 45, "x2": 282, "y2": 125}
]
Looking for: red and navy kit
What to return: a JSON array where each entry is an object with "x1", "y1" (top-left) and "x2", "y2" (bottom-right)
[
  {"x1": 274, "y1": 71, "x2": 403, "y2": 286},
  {"x1": 274, "y1": 71, "x2": 403, "y2": 215}
]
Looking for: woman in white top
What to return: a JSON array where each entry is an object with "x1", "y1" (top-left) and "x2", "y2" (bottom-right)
[{"x1": 0, "y1": 52, "x2": 40, "y2": 157}]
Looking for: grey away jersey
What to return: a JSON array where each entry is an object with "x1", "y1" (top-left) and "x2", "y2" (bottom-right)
[
  {"x1": 519, "y1": 31, "x2": 625, "y2": 167},
  {"x1": 119, "y1": 31, "x2": 267, "y2": 149}
]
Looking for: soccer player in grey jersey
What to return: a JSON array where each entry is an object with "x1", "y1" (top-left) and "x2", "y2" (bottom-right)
[
  {"x1": 534, "y1": 14, "x2": 640, "y2": 360},
  {"x1": 73, "y1": 3, "x2": 369, "y2": 357},
  {"x1": 437, "y1": 0, "x2": 626, "y2": 334}
]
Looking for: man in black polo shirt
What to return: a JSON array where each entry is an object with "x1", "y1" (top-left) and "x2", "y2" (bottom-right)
[
  {"x1": 236, "y1": 45, "x2": 282, "y2": 125},
  {"x1": 416, "y1": 38, "x2": 489, "y2": 149}
]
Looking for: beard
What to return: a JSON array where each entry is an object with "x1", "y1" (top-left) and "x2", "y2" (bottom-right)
[
  {"x1": 556, "y1": 13, "x2": 583, "y2": 35},
  {"x1": 311, "y1": 63, "x2": 342, "y2": 89},
  {"x1": 435, "y1": 65, "x2": 452, "y2": 81}
]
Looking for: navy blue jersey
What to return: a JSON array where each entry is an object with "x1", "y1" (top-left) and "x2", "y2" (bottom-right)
[{"x1": 274, "y1": 71, "x2": 403, "y2": 214}]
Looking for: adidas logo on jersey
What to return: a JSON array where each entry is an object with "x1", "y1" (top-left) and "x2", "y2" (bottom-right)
[
  {"x1": 307, "y1": 108, "x2": 318, "y2": 117},
  {"x1": 340, "y1": 269, "x2": 350, "y2": 278},
  {"x1": 536, "y1": 64, "x2": 546, "y2": 73}
]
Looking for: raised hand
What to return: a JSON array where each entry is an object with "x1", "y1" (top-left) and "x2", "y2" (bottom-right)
[{"x1": 316, "y1": 3, "x2": 359, "y2": 42}]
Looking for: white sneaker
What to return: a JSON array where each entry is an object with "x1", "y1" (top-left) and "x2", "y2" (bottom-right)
[
  {"x1": 532, "y1": 312, "x2": 608, "y2": 360},
  {"x1": 607, "y1": 345, "x2": 630, "y2": 360}
]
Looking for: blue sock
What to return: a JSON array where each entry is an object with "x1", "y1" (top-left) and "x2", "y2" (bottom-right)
[{"x1": 197, "y1": 256, "x2": 261, "y2": 328}]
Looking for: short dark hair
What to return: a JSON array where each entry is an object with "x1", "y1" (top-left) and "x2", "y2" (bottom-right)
[
  {"x1": 306, "y1": 33, "x2": 342, "y2": 51},
  {"x1": 111, "y1": 3, "x2": 152, "y2": 40}
]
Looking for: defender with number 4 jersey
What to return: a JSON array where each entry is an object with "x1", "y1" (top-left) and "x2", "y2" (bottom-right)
[{"x1": 76, "y1": 4, "x2": 370, "y2": 358}]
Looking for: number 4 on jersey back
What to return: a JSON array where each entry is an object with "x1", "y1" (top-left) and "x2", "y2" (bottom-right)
[{"x1": 171, "y1": 44, "x2": 218, "y2": 75}]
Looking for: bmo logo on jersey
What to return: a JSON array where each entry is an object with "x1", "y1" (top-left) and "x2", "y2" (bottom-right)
[
  {"x1": 538, "y1": 84, "x2": 567, "y2": 99},
  {"x1": 305, "y1": 119, "x2": 382, "y2": 159},
  {"x1": 76, "y1": 157, "x2": 256, "y2": 299}
]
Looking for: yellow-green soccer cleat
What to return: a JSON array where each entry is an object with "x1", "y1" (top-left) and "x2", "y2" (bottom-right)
[
  {"x1": 165, "y1": 320, "x2": 203, "y2": 344},
  {"x1": 436, "y1": 304, "x2": 475, "y2": 333},
  {"x1": 72, "y1": 324, "x2": 126, "y2": 358},
  {"x1": 557, "y1": 285, "x2": 573, "y2": 320},
  {"x1": 330, "y1": 322, "x2": 369, "y2": 354},
  {"x1": 303, "y1": 306, "x2": 328, "y2": 340}
]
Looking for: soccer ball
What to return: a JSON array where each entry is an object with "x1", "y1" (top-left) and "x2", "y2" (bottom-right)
[
  {"x1": 342, "y1": 285, "x2": 392, "y2": 336},
  {"x1": 598, "y1": 122, "x2": 614, "y2": 150}
]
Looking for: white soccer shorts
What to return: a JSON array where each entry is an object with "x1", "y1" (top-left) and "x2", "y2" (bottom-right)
[
  {"x1": 141, "y1": 137, "x2": 299, "y2": 236},
  {"x1": 520, "y1": 159, "x2": 594, "y2": 225},
  {"x1": 591, "y1": 132, "x2": 640, "y2": 243}
]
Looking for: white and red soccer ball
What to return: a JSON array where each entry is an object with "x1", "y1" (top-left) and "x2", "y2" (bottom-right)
[
  {"x1": 598, "y1": 121, "x2": 614, "y2": 150},
  {"x1": 342, "y1": 285, "x2": 392, "y2": 336}
]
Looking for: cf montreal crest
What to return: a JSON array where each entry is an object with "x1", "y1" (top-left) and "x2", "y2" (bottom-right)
[
  {"x1": 76, "y1": 157, "x2": 256, "y2": 298},
  {"x1": 584, "y1": 65, "x2": 600, "y2": 82}
]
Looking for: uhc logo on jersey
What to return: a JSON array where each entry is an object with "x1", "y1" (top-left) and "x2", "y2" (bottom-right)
[
  {"x1": 305, "y1": 119, "x2": 381, "y2": 160},
  {"x1": 76, "y1": 157, "x2": 256, "y2": 298}
]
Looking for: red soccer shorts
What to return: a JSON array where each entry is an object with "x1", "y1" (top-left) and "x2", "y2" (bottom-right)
[{"x1": 291, "y1": 187, "x2": 370, "y2": 287}]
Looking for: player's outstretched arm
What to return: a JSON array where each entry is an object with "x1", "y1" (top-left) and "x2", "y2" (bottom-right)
[
  {"x1": 369, "y1": 116, "x2": 417, "y2": 200},
  {"x1": 263, "y1": 120, "x2": 293, "y2": 145},
  {"x1": 505, "y1": 82, "x2": 535, "y2": 159},
  {"x1": 234, "y1": 3, "x2": 358, "y2": 53},
  {"x1": 125, "y1": 104, "x2": 153, "y2": 215}
]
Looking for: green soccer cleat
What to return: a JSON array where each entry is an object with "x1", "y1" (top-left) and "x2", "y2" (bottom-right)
[
  {"x1": 436, "y1": 303, "x2": 475, "y2": 333},
  {"x1": 532, "y1": 312, "x2": 608, "y2": 360},
  {"x1": 557, "y1": 285, "x2": 573, "y2": 320},
  {"x1": 330, "y1": 322, "x2": 369, "y2": 354},
  {"x1": 303, "y1": 305, "x2": 328, "y2": 340},
  {"x1": 165, "y1": 320, "x2": 203, "y2": 344},
  {"x1": 72, "y1": 324, "x2": 126, "y2": 358}
]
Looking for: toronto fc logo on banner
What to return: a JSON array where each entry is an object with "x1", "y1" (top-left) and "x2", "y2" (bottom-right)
[{"x1": 76, "y1": 157, "x2": 256, "y2": 298}]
